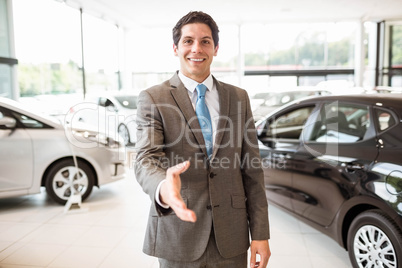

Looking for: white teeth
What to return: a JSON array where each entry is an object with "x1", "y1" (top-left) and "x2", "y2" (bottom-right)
[{"x1": 190, "y1": 58, "x2": 204, "y2": 62}]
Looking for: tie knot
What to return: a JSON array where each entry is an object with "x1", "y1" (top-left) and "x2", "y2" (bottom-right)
[{"x1": 196, "y1": 84, "x2": 207, "y2": 98}]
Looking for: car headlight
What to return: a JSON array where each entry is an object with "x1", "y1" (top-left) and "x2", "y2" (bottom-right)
[
  {"x1": 93, "y1": 132, "x2": 122, "y2": 148},
  {"x1": 71, "y1": 129, "x2": 123, "y2": 148}
]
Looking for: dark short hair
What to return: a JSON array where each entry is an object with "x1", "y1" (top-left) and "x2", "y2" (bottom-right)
[{"x1": 172, "y1": 11, "x2": 219, "y2": 48}]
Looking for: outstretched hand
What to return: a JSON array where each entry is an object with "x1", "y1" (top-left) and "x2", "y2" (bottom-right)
[{"x1": 159, "y1": 161, "x2": 197, "y2": 222}]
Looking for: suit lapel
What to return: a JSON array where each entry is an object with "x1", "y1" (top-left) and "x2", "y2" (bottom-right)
[
  {"x1": 169, "y1": 74, "x2": 209, "y2": 157},
  {"x1": 212, "y1": 79, "x2": 230, "y2": 159}
]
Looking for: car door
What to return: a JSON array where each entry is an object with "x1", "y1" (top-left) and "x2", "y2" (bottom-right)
[
  {"x1": 258, "y1": 104, "x2": 316, "y2": 211},
  {"x1": 291, "y1": 101, "x2": 378, "y2": 227},
  {"x1": 0, "y1": 107, "x2": 34, "y2": 193}
]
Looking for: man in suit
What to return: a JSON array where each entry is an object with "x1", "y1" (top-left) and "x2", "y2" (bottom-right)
[{"x1": 134, "y1": 11, "x2": 271, "y2": 268}]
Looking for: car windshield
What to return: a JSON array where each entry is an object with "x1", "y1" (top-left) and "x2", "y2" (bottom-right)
[{"x1": 114, "y1": 96, "x2": 137, "y2": 109}]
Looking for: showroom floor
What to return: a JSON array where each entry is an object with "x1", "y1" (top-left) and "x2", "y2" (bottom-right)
[{"x1": 0, "y1": 168, "x2": 352, "y2": 268}]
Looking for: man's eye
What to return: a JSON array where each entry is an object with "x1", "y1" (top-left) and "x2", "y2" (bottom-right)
[{"x1": 184, "y1": 40, "x2": 192, "y2": 44}]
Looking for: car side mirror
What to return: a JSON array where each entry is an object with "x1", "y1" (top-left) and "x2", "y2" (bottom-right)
[{"x1": 0, "y1": 116, "x2": 17, "y2": 129}]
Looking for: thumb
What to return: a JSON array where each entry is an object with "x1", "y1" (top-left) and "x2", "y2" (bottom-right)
[{"x1": 250, "y1": 248, "x2": 257, "y2": 268}]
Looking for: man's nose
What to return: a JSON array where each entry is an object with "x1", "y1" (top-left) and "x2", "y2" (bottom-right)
[{"x1": 191, "y1": 41, "x2": 202, "y2": 53}]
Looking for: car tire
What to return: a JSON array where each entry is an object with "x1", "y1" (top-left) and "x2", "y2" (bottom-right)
[
  {"x1": 118, "y1": 123, "x2": 130, "y2": 146},
  {"x1": 347, "y1": 209, "x2": 401, "y2": 268},
  {"x1": 45, "y1": 159, "x2": 95, "y2": 205}
]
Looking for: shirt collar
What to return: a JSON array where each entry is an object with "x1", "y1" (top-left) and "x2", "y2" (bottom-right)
[{"x1": 178, "y1": 71, "x2": 214, "y2": 93}]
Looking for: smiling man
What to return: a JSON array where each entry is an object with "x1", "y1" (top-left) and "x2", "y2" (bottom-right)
[
  {"x1": 134, "y1": 11, "x2": 271, "y2": 268},
  {"x1": 174, "y1": 22, "x2": 218, "y2": 83}
]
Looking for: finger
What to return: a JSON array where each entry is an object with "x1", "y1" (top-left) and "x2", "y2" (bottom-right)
[
  {"x1": 170, "y1": 195, "x2": 187, "y2": 210},
  {"x1": 259, "y1": 253, "x2": 269, "y2": 268},
  {"x1": 168, "y1": 194, "x2": 197, "y2": 222},
  {"x1": 168, "y1": 161, "x2": 190, "y2": 176},
  {"x1": 176, "y1": 206, "x2": 197, "y2": 222},
  {"x1": 250, "y1": 251, "x2": 256, "y2": 268}
]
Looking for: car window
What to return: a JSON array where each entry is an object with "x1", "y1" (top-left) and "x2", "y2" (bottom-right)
[
  {"x1": 374, "y1": 109, "x2": 396, "y2": 131},
  {"x1": 310, "y1": 103, "x2": 369, "y2": 143},
  {"x1": 262, "y1": 106, "x2": 315, "y2": 140},
  {"x1": 12, "y1": 112, "x2": 45, "y2": 128},
  {"x1": 99, "y1": 97, "x2": 114, "y2": 108}
]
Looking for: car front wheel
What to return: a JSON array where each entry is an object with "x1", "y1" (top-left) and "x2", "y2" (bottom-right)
[
  {"x1": 45, "y1": 159, "x2": 95, "y2": 205},
  {"x1": 347, "y1": 209, "x2": 401, "y2": 268}
]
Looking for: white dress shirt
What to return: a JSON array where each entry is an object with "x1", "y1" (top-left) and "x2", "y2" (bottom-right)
[{"x1": 178, "y1": 71, "x2": 220, "y2": 146}]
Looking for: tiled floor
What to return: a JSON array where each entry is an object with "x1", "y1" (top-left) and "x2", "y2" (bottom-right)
[{"x1": 0, "y1": 168, "x2": 352, "y2": 268}]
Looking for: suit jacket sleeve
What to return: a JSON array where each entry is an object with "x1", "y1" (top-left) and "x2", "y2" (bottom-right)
[
  {"x1": 134, "y1": 89, "x2": 172, "y2": 215},
  {"x1": 241, "y1": 91, "x2": 270, "y2": 240}
]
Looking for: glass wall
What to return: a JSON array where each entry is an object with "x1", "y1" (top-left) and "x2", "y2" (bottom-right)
[
  {"x1": 8, "y1": 0, "x2": 402, "y2": 104},
  {"x1": 128, "y1": 23, "x2": 241, "y2": 91},
  {"x1": 82, "y1": 14, "x2": 120, "y2": 94},
  {"x1": 13, "y1": 0, "x2": 122, "y2": 103},
  {"x1": 391, "y1": 24, "x2": 402, "y2": 87},
  {"x1": 0, "y1": 0, "x2": 10, "y2": 57},
  {"x1": 241, "y1": 22, "x2": 356, "y2": 91},
  {"x1": 13, "y1": 0, "x2": 82, "y2": 98},
  {"x1": 373, "y1": 21, "x2": 402, "y2": 89},
  {"x1": 0, "y1": 0, "x2": 14, "y2": 99},
  {"x1": 128, "y1": 25, "x2": 176, "y2": 92}
]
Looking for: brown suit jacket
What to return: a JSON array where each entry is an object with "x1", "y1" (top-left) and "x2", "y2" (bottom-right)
[{"x1": 134, "y1": 72, "x2": 269, "y2": 261}]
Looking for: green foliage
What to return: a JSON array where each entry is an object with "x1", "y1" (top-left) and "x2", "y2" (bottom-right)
[
  {"x1": 392, "y1": 25, "x2": 402, "y2": 66},
  {"x1": 18, "y1": 60, "x2": 82, "y2": 96},
  {"x1": 244, "y1": 53, "x2": 268, "y2": 66},
  {"x1": 328, "y1": 39, "x2": 352, "y2": 67},
  {"x1": 245, "y1": 35, "x2": 354, "y2": 68}
]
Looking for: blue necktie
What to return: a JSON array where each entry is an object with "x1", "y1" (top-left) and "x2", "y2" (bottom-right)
[{"x1": 195, "y1": 84, "x2": 213, "y2": 158}]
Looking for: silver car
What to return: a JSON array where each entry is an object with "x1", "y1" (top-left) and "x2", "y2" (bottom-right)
[
  {"x1": 0, "y1": 97, "x2": 126, "y2": 205},
  {"x1": 67, "y1": 91, "x2": 138, "y2": 146}
]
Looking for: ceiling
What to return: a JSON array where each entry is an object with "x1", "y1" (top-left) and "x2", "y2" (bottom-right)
[{"x1": 63, "y1": 0, "x2": 402, "y2": 29}]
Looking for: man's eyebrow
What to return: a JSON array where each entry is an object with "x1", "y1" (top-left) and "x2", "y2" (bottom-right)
[{"x1": 182, "y1": 36, "x2": 212, "y2": 40}]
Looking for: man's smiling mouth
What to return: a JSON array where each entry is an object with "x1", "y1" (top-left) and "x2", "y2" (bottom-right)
[{"x1": 189, "y1": 58, "x2": 205, "y2": 62}]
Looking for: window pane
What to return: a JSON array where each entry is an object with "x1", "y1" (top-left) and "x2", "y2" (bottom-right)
[
  {"x1": 0, "y1": 0, "x2": 10, "y2": 57},
  {"x1": 375, "y1": 109, "x2": 395, "y2": 131},
  {"x1": 242, "y1": 22, "x2": 356, "y2": 70},
  {"x1": 13, "y1": 0, "x2": 82, "y2": 98},
  {"x1": 312, "y1": 103, "x2": 369, "y2": 143},
  {"x1": 265, "y1": 106, "x2": 314, "y2": 139},
  {"x1": 82, "y1": 14, "x2": 119, "y2": 93},
  {"x1": 391, "y1": 75, "x2": 402, "y2": 87},
  {"x1": 392, "y1": 25, "x2": 402, "y2": 67},
  {"x1": 0, "y1": 64, "x2": 12, "y2": 98},
  {"x1": 212, "y1": 24, "x2": 239, "y2": 72}
]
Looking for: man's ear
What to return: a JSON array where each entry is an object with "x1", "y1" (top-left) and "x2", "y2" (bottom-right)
[
  {"x1": 214, "y1": 44, "x2": 219, "y2": 56},
  {"x1": 173, "y1": 44, "x2": 178, "y2": 56}
]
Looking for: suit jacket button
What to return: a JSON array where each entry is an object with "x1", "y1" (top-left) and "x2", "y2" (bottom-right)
[
  {"x1": 206, "y1": 205, "x2": 212, "y2": 210},
  {"x1": 209, "y1": 172, "x2": 216, "y2": 178}
]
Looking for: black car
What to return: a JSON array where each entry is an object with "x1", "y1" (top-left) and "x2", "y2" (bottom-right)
[{"x1": 256, "y1": 94, "x2": 402, "y2": 268}]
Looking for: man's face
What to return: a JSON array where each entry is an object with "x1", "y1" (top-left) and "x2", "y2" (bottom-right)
[{"x1": 173, "y1": 23, "x2": 219, "y2": 83}]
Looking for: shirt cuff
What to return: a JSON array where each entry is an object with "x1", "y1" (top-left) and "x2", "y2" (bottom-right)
[{"x1": 155, "y1": 180, "x2": 170, "y2": 209}]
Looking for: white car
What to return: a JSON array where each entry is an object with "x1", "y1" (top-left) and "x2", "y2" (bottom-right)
[
  {"x1": 67, "y1": 91, "x2": 138, "y2": 146},
  {"x1": 0, "y1": 97, "x2": 126, "y2": 205}
]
